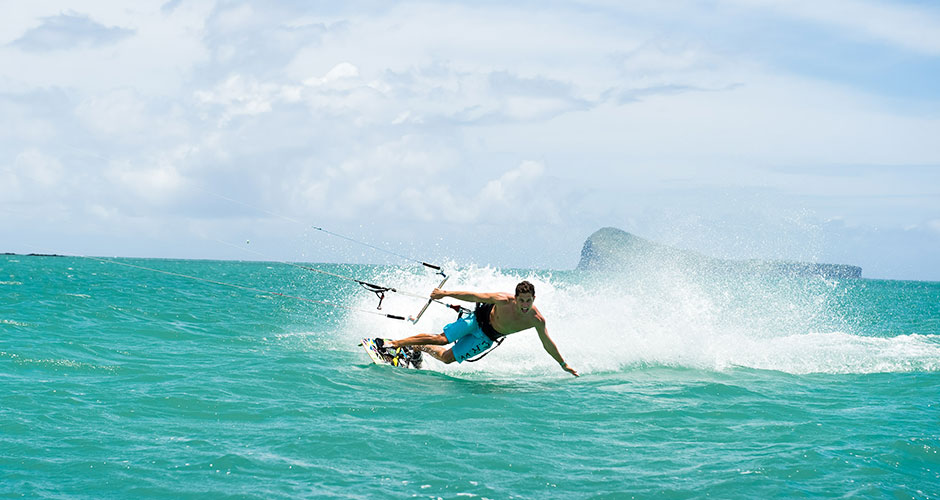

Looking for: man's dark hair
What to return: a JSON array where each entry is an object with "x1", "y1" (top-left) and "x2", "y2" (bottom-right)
[{"x1": 515, "y1": 280, "x2": 535, "y2": 296}]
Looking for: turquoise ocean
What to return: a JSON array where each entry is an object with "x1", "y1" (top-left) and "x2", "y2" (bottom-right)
[{"x1": 2, "y1": 253, "x2": 939, "y2": 499}]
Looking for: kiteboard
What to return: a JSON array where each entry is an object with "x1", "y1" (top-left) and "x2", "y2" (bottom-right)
[{"x1": 359, "y1": 338, "x2": 423, "y2": 369}]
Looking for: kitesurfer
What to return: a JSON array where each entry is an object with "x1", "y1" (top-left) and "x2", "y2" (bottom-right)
[{"x1": 387, "y1": 281, "x2": 578, "y2": 376}]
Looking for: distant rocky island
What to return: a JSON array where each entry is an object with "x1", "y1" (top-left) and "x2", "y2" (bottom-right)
[
  {"x1": 3, "y1": 253, "x2": 64, "y2": 257},
  {"x1": 577, "y1": 227, "x2": 862, "y2": 279}
]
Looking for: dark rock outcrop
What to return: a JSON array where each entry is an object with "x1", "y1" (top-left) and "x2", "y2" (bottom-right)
[{"x1": 577, "y1": 227, "x2": 861, "y2": 279}]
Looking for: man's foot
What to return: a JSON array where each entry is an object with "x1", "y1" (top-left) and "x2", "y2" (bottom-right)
[
  {"x1": 373, "y1": 338, "x2": 394, "y2": 356},
  {"x1": 409, "y1": 349, "x2": 423, "y2": 369}
]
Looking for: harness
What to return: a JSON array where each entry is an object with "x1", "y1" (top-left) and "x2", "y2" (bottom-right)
[{"x1": 465, "y1": 302, "x2": 506, "y2": 363}]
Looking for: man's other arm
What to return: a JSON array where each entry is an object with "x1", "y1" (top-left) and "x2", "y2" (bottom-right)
[{"x1": 536, "y1": 319, "x2": 578, "y2": 377}]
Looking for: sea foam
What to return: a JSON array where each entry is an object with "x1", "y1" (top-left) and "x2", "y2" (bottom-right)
[{"x1": 339, "y1": 262, "x2": 940, "y2": 376}]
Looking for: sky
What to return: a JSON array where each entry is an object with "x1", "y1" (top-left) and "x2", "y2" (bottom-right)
[{"x1": 1, "y1": 0, "x2": 939, "y2": 280}]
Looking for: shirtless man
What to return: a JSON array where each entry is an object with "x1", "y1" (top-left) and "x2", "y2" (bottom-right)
[{"x1": 387, "y1": 280, "x2": 578, "y2": 377}]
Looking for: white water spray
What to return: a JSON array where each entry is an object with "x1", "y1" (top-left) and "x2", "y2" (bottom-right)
[{"x1": 340, "y1": 263, "x2": 940, "y2": 376}]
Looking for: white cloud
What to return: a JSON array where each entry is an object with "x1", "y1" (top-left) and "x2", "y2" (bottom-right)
[
  {"x1": 210, "y1": 2, "x2": 257, "y2": 34},
  {"x1": 928, "y1": 220, "x2": 940, "y2": 234},
  {"x1": 283, "y1": 3, "x2": 627, "y2": 96},
  {"x1": 10, "y1": 11, "x2": 134, "y2": 51},
  {"x1": 0, "y1": 92, "x2": 59, "y2": 144},
  {"x1": 731, "y1": 0, "x2": 940, "y2": 55},
  {"x1": 463, "y1": 160, "x2": 560, "y2": 224},
  {"x1": 15, "y1": 149, "x2": 63, "y2": 187},
  {"x1": 2, "y1": 0, "x2": 939, "y2": 277},
  {"x1": 75, "y1": 89, "x2": 149, "y2": 137},
  {"x1": 579, "y1": 0, "x2": 940, "y2": 56},
  {"x1": 479, "y1": 161, "x2": 545, "y2": 205},
  {"x1": 473, "y1": 71, "x2": 940, "y2": 172},
  {"x1": 303, "y1": 62, "x2": 360, "y2": 87},
  {"x1": 0, "y1": 1, "x2": 212, "y2": 93},
  {"x1": 108, "y1": 161, "x2": 186, "y2": 205},
  {"x1": 0, "y1": 149, "x2": 66, "y2": 205},
  {"x1": 195, "y1": 75, "x2": 281, "y2": 123}
]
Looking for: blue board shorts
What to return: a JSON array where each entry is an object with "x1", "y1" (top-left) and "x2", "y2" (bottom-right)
[{"x1": 443, "y1": 313, "x2": 494, "y2": 363}]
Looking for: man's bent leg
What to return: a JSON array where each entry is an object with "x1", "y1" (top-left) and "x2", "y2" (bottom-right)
[
  {"x1": 388, "y1": 333, "x2": 448, "y2": 348},
  {"x1": 417, "y1": 345, "x2": 456, "y2": 364}
]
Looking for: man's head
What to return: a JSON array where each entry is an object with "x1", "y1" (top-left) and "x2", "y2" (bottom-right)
[{"x1": 515, "y1": 280, "x2": 535, "y2": 314}]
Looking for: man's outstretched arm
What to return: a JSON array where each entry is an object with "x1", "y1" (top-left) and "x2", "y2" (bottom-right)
[
  {"x1": 536, "y1": 321, "x2": 578, "y2": 377},
  {"x1": 430, "y1": 288, "x2": 509, "y2": 304}
]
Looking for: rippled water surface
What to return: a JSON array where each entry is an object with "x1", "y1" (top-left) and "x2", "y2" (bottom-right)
[{"x1": 2, "y1": 255, "x2": 938, "y2": 498}]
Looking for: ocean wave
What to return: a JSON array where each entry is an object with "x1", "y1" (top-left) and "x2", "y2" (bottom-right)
[{"x1": 0, "y1": 351, "x2": 118, "y2": 373}]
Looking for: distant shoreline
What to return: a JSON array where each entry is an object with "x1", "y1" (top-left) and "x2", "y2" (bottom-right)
[
  {"x1": 3, "y1": 253, "x2": 65, "y2": 257},
  {"x1": 3, "y1": 250, "x2": 934, "y2": 283}
]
